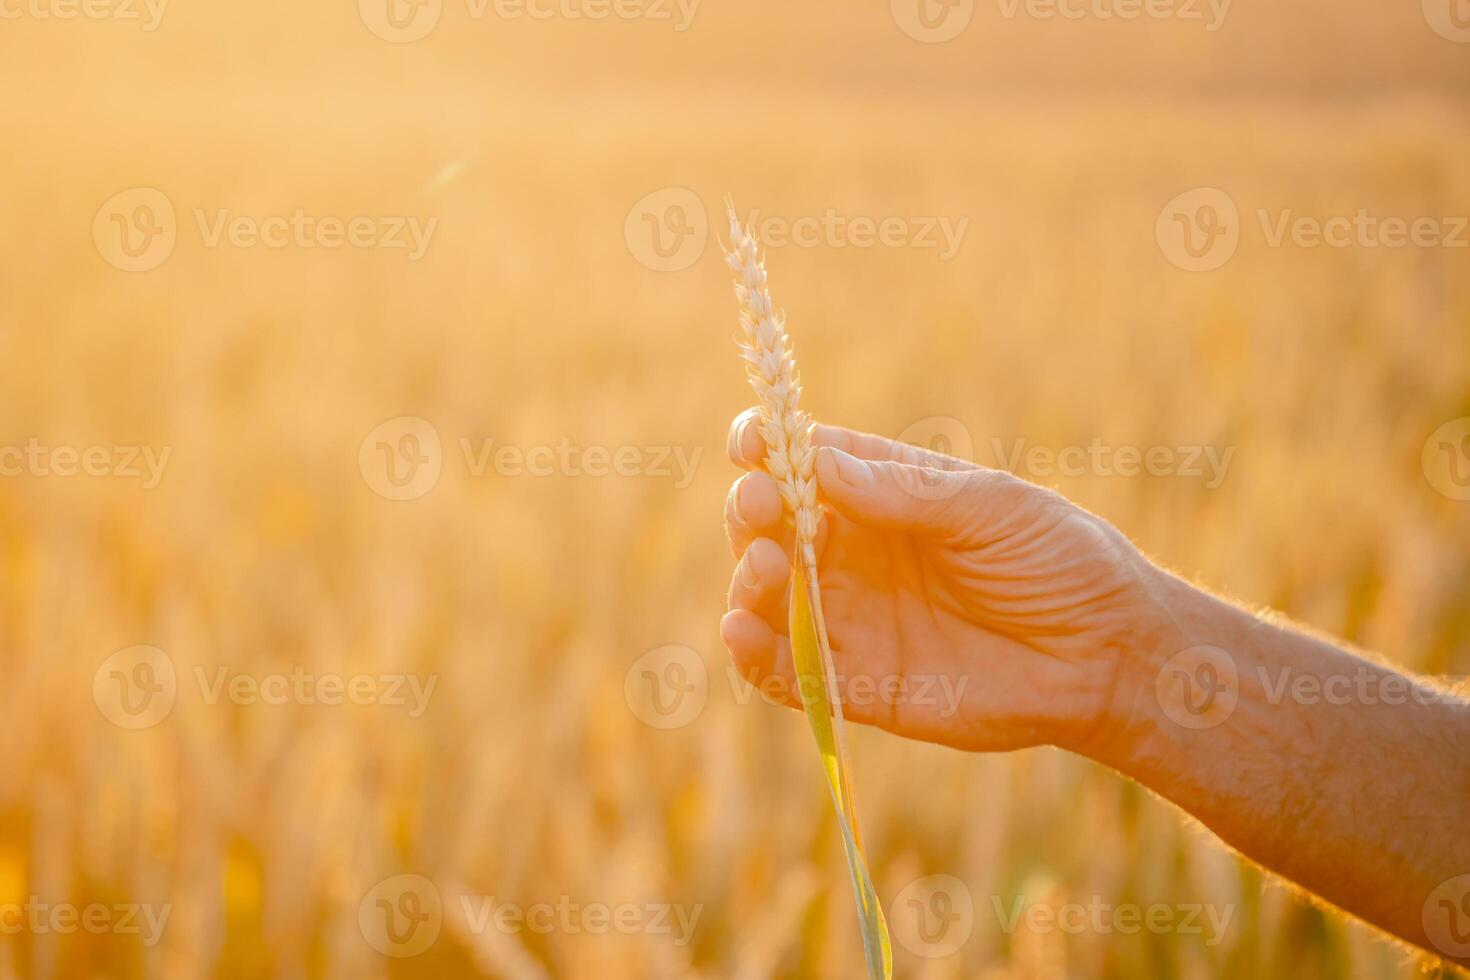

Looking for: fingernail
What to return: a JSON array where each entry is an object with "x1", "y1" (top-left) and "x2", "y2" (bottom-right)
[
  {"x1": 726, "y1": 477, "x2": 747, "y2": 531},
  {"x1": 827, "y1": 447, "x2": 875, "y2": 488},
  {"x1": 728, "y1": 411, "x2": 757, "y2": 462},
  {"x1": 719, "y1": 610, "x2": 741, "y2": 654},
  {"x1": 727, "y1": 419, "x2": 746, "y2": 462},
  {"x1": 737, "y1": 550, "x2": 760, "y2": 589}
]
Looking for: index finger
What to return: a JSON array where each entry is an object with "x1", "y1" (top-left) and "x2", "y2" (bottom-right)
[{"x1": 727, "y1": 409, "x2": 980, "y2": 473}]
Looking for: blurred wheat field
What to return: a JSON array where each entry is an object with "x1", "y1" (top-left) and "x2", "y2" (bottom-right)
[{"x1": 1, "y1": 1, "x2": 1469, "y2": 977}]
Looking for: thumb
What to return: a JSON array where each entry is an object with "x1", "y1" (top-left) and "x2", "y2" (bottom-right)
[{"x1": 815, "y1": 445, "x2": 992, "y2": 536}]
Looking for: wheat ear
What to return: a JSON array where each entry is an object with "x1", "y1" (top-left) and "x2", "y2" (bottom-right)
[
  {"x1": 723, "y1": 207, "x2": 820, "y2": 574},
  {"x1": 724, "y1": 200, "x2": 892, "y2": 980},
  {"x1": 722, "y1": 201, "x2": 846, "y2": 761}
]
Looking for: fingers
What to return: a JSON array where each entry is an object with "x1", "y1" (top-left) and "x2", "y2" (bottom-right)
[
  {"x1": 728, "y1": 408, "x2": 980, "y2": 473},
  {"x1": 727, "y1": 537, "x2": 791, "y2": 630},
  {"x1": 724, "y1": 471, "x2": 784, "y2": 557},
  {"x1": 720, "y1": 605, "x2": 916, "y2": 731},
  {"x1": 812, "y1": 423, "x2": 980, "y2": 473},
  {"x1": 815, "y1": 445, "x2": 1014, "y2": 538},
  {"x1": 719, "y1": 609, "x2": 799, "y2": 710}
]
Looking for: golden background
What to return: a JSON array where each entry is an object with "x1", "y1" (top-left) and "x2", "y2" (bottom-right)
[{"x1": 1, "y1": 0, "x2": 1468, "y2": 976}]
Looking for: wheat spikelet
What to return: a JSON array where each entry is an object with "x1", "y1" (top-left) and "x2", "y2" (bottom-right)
[{"x1": 723, "y1": 201, "x2": 819, "y2": 574}]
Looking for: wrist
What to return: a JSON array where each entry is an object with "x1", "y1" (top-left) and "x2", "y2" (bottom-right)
[
  {"x1": 1077, "y1": 567, "x2": 1305, "y2": 847},
  {"x1": 1075, "y1": 564, "x2": 1238, "y2": 775}
]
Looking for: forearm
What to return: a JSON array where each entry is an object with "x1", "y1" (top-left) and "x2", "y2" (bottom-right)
[{"x1": 1088, "y1": 568, "x2": 1470, "y2": 963}]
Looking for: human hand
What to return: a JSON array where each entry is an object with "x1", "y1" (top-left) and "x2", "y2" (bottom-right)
[
  {"x1": 721, "y1": 409, "x2": 1168, "y2": 753},
  {"x1": 724, "y1": 410, "x2": 1470, "y2": 964}
]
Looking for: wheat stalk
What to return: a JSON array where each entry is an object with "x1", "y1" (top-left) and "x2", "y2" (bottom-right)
[{"x1": 723, "y1": 199, "x2": 892, "y2": 980}]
